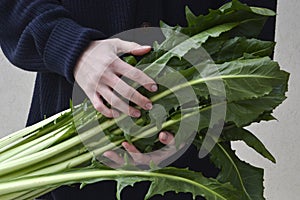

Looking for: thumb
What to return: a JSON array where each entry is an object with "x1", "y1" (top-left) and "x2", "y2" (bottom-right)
[
  {"x1": 113, "y1": 38, "x2": 151, "y2": 56},
  {"x1": 130, "y1": 45, "x2": 152, "y2": 56}
]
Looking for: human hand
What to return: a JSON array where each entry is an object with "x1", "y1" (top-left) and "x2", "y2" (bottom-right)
[
  {"x1": 103, "y1": 131, "x2": 178, "y2": 167},
  {"x1": 74, "y1": 38, "x2": 157, "y2": 118}
]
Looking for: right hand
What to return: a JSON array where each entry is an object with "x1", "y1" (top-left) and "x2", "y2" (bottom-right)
[{"x1": 74, "y1": 38, "x2": 158, "y2": 118}]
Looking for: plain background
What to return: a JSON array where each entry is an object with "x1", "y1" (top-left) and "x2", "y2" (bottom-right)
[{"x1": 0, "y1": 1, "x2": 299, "y2": 199}]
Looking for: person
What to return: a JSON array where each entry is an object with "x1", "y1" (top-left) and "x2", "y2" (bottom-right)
[{"x1": 0, "y1": 0, "x2": 277, "y2": 199}]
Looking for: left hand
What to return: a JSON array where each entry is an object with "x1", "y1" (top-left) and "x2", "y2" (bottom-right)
[{"x1": 103, "y1": 131, "x2": 177, "y2": 167}]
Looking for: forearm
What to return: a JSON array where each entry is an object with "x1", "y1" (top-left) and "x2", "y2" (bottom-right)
[{"x1": 0, "y1": 0, "x2": 105, "y2": 82}]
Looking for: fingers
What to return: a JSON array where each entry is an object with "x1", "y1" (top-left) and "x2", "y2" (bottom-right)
[
  {"x1": 96, "y1": 58, "x2": 157, "y2": 116},
  {"x1": 111, "y1": 38, "x2": 151, "y2": 55},
  {"x1": 92, "y1": 75, "x2": 152, "y2": 118},
  {"x1": 103, "y1": 151, "x2": 124, "y2": 166},
  {"x1": 97, "y1": 85, "x2": 141, "y2": 118},
  {"x1": 76, "y1": 38, "x2": 156, "y2": 118},
  {"x1": 122, "y1": 131, "x2": 175, "y2": 164},
  {"x1": 112, "y1": 78, "x2": 153, "y2": 111},
  {"x1": 103, "y1": 143, "x2": 148, "y2": 167},
  {"x1": 159, "y1": 131, "x2": 175, "y2": 145},
  {"x1": 89, "y1": 93, "x2": 119, "y2": 118},
  {"x1": 103, "y1": 73, "x2": 153, "y2": 110},
  {"x1": 103, "y1": 132, "x2": 177, "y2": 167},
  {"x1": 130, "y1": 46, "x2": 152, "y2": 56},
  {"x1": 122, "y1": 142, "x2": 151, "y2": 164},
  {"x1": 112, "y1": 58, "x2": 157, "y2": 92}
]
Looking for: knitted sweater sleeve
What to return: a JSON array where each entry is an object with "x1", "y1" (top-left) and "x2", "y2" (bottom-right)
[{"x1": 0, "y1": 0, "x2": 106, "y2": 83}]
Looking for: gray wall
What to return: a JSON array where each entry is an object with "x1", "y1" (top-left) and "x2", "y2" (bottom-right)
[
  {"x1": 0, "y1": 50, "x2": 35, "y2": 135},
  {"x1": 0, "y1": 1, "x2": 299, "y2": 199}
]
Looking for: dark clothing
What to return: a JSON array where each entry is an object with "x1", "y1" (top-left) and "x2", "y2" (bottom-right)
[{"x1": 0, "y1": 0, "x2": 276, "y2": 199}]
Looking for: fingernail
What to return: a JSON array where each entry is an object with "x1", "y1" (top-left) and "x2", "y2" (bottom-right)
[
  {"x1": 122, "y1": 142, "x2": 129, "y2": 149},
  {"x1": 161, "y1": 132, "x2": 168, "y2": 141},
  {"x1": 132, "y1": 110, "x2": 141, "y2": 118},
  {"x1": 145, "y1": 103, "x2": 153, "y2": 110},
  {"x1": 151, "y1": 84, "x2": 158, "y2": 92},
  {"x1": 103, "y1": 152, "x2": 110, "y2": 157}
]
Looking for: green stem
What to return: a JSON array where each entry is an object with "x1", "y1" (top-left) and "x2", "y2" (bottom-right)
[
  {"x1": 0, "y1": 169, "x2": 227, "y2": 200},
  {"x1": 0, "y1": 125, "x2": 72, "y2": 163},
  {"x1": 26, "y1": 139, "x2": 124, "y2": 177},
  {"x1": 0, "y1": 145, "x2": 86, "y2": 181},
  {"x1": 0, "y1": 112, "x2": 119, "y2": 177},
  {"x1": 0, "y1": 134, "x2": 82, "y2": 177},
  {"x1": 0, "y1": 109, "x2": 71, "y2": 151},
  {"x1": 0, "y1": 187, "x2": 57, "y2": 200},
  {"x1": 0, "y1": 188, "x2": 52, "y2": 200},
  {"x1": 0, "y1": 191, "x2": 28, "y2": 200}
]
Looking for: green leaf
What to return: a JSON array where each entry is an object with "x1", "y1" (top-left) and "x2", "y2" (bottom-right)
[
  {"x1": 205, "y1": 37, "x2": 275, "y2": 63},
  {"x1": 184, "y1": 0, "x2": 273, "y2": 37},
  {"x1": 216, "y1": 57, "x2": 286, "y2": 101},
  {"x1": 185, "y1": 57, "x2": 285, "y2": 103},
  {"x1": 226, "y1": 89, "x2": 287, "y2": 127},
  {"x1": 151, "y1": 56, "x2": 287, "y2": 128},
  {"x1": 116, "y1": 176, "x2": 151, "y2": 200},
  {"x1": 249, "y1": 6, "x2": 276, "y2": 16},
  {"x1": 209, "y1": 142, "x2": 265, "y2": 200},
  {"x1": 138, "y1": 22, "x2": 239, "y2": 78},
  {"x1": 136, "y1": 2, "x2": 278, "y2": 100},
  {"x1": 123, "y1": 55, "x2": 137, "y2": 66},
  {"x1": 148, "y1": 104, "x2": 168, "y2": 130},
  {"x1": 145, "y1": 167, "x2": 242, "y2": 200},
  {"x1": 222, "y1": 127, "x2": 276, "y2": 163}
]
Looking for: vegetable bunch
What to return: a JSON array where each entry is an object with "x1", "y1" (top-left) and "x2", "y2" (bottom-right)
[{"x1": 0, "y1": 1, "x2": 289, "y2": 200}]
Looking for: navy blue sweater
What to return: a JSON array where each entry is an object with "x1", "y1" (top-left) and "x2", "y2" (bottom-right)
[{"x1": 0, "y1": 0, "x2": 276, "y2": 199}]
